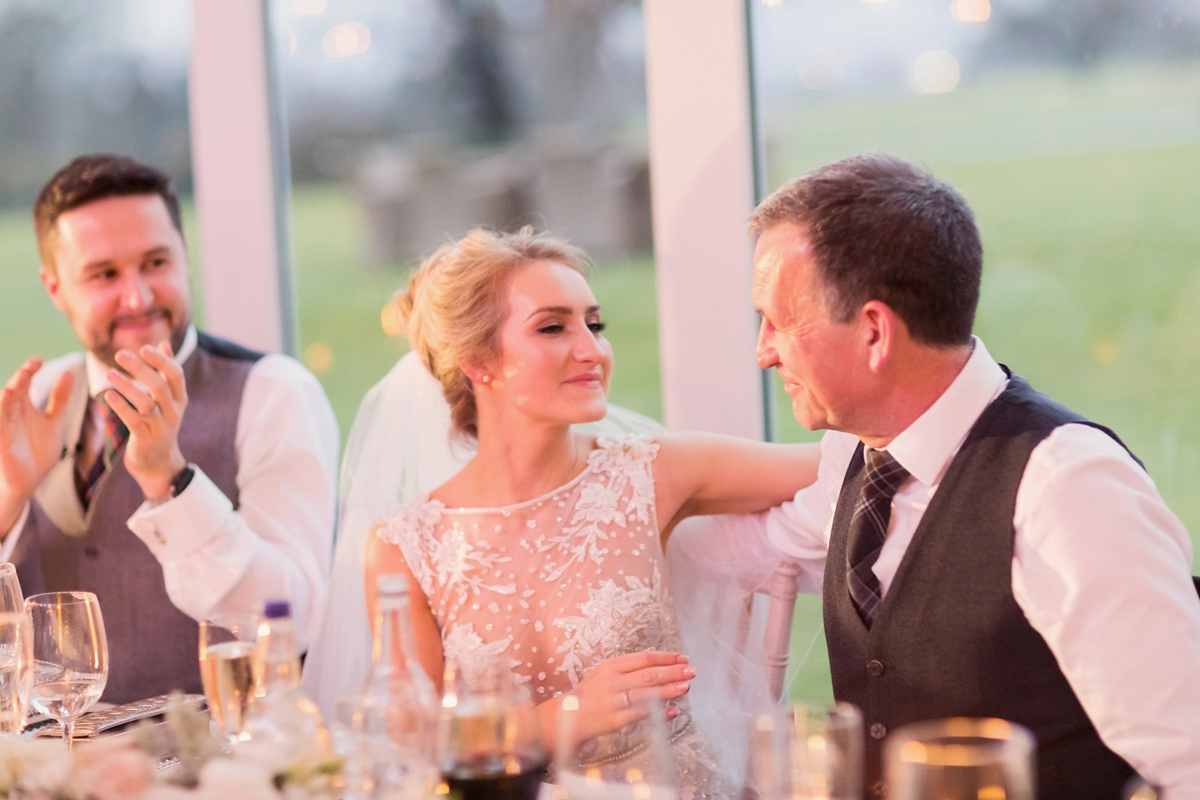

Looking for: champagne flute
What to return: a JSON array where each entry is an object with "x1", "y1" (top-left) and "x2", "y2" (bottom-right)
[
  {"x1": 199, "y1": 614, "x2": 258, "y2": 744},
  {"x1": 0, "y1": 611, "x2": 33, "y2": 735},
  {"x1": 748, "y1": 702, "x2": 864, "y2": 800},
  {"x1": 0, "y1": 563, "x2": 23, "y2": 612},
  {"x1": 438, "y1": 660, "x2": 547, "y2": 800},
  {"x1": 556, "y1": 691, "x2": 677, "y2": 800},
  {"x1": 26, "y1": 591, "x2": 108, "y2": 749},
  {"x1": 884, "y1": 717, "x2": 1035, "y2": 800}
]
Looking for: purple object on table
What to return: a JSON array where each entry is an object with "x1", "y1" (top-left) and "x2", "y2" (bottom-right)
[{"x1": 264, "y1": 600, "x2": 291, "y2": 619}]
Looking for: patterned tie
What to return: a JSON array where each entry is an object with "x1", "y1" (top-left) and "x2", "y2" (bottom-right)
[
  {"x1": 846, "y1": 447, "x2": 910, "y2": 627},
  {"x1": 77, "y1": 395, "x2": 129, "y2": 510}
]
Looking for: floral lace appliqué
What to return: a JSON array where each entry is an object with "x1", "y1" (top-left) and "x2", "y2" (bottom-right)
[
  {"x1": 378, "y1": 497, "x2": 516, "y2": 604},
  {"x1": 538, "y1": 435, "x2": 659, "y2": 582},
  {"x1": 553, "y1": 565, "x2": 665, "y2": 685}
]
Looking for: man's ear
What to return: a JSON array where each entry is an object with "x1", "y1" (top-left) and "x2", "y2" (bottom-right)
[
  {"x1": 39, "y1": 264, "x2": 68, "y2": 313},
  {"x1": 860, "y1": 300, "x2": 898, "y2": 373}
]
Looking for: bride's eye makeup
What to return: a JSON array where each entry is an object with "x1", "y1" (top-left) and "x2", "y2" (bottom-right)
[{"x1": 587, "y1": 320, "x2": 606, "y2": 334}]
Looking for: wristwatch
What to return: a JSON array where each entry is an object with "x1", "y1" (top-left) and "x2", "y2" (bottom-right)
[{"x1": 147, "y1": 465, "x2": 195, "y2": 508}]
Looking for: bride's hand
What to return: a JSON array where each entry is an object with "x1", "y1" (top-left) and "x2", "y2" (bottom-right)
[{"x1": 561, "y1": 650, "x2": 695, "y2": 742}]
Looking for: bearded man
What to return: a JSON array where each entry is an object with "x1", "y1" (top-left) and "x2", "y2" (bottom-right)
[{"x1": 0, "y1": 155, "x2": 337, "y2": 703}]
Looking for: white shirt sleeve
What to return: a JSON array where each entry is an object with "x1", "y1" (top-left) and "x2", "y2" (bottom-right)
[
  {"x1": 1013, "y1": 423, "x2": 1200, "y2": 796},
  {"x1": 764, "y1": 430, "x2": 859, "y2": 594},
  {"x1": 126, "y1": 354, "x2": 338, "y2": 649},
  {"x1": 0, "y1": 503, "x2": 31, "y2": 561}
]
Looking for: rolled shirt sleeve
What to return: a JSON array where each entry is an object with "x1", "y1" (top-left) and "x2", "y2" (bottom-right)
[
  {"x1": 127, "y1": 353, "x2": 338, "y2": 649},
  {"x1": 764, "y1": 429, "x2": 860, "y2": 594},
  {"x1": 1013, "y1": 423, "x2": 1200, "y2": 795}
]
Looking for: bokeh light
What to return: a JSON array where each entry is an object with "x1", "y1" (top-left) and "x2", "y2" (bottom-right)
[
  {"x1": 289, "y1": 31, "x2": 297, "y2": 57},
  {"x1": 762, "y1": 0, "x2": 783, "y2": 7},
  {"x1": 381, "y1": 302, "x2": 404, "y2": 337},
  {"x1": 292, "y1": 0, "x2": 327, "y2": 15},
  {"x1": 323, "y1": 21, "x2": 371, "y2": 58},
  {"x1": 799, "y1": 47, "x2": 844, "y2": 90},
  {"x1": 303, "y1": 342, "x2": 334, "y2": 374},
  {"x1": 950, "y1": 0, "x2": 991, "y2": 23},
  {"x1": 911, "y1": 50, "x2": 960, "y2": 93}
]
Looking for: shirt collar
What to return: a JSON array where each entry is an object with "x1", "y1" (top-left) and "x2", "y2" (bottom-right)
[
  {"x1": 85, "y1": 325, "x2": 198, "y2": 399},
  {"x1": 881, "y1": 336, "x2": 1007, "y2": 488}
]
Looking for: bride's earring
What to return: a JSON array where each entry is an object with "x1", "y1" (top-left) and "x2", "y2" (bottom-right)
[{"x1": 480, "y1": 375, "x2": 492, "y2": 386}]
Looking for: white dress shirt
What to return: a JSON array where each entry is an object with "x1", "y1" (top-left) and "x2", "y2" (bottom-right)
[
  {"x1": 767, "y1": 337, "x2": 1200, "y2": 796},
  {"x1": 1, "y1": 326, "x2": 339, "y2": 648}
]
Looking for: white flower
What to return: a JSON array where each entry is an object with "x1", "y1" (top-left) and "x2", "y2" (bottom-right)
[{"x1": 196, "y1": 757, "x2": 278, "y2": 800}]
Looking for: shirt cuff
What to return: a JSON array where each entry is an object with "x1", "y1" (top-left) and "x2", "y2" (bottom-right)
[
  {"x1": 126, "y1": 466, "x2": 234, "y2": 561},
  {"x1": 0, "y1": 503, "x2": 30, "y2": 562}
]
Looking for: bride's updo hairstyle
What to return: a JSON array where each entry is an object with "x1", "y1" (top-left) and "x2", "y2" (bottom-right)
[{"x1": 395, "y1": 226, "x2": 590, "y2": 439}]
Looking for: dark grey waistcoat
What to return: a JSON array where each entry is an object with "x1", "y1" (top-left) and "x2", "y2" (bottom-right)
[
  {"x1": 824, "y1": 370, "x2": 1135, "y2": 800},
  {"x1": 14, "y1": 332, "x2": 262, "y2": 704}
]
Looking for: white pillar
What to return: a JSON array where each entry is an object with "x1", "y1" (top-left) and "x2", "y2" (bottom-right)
[
  {"x1": 643, "y1": 0, "x2": 767, "y2": 439},
  {"x1": 188, "y1": 0, "x2": 296, "y2": 354}
]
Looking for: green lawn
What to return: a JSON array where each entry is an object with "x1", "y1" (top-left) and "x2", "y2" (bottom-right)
[{"x1": 1, "y1": 60, "x2": 1197, "y2": 706}]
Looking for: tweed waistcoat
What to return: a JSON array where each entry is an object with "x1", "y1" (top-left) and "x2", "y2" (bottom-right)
[
  {"x1": 15, "y1": 332, "x2": 262, "y2": 704},
  {"x1": 824, "y1": 371, "x2": 1136, "y2": 800}
]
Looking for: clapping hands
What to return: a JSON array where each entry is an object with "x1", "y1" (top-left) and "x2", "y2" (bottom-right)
[
  {"x1": 104, "y1": 340, "x2": 189, "y2": 500},
  {"x1": 0, "y1": 359, "x2": 74, "y2": 533}
]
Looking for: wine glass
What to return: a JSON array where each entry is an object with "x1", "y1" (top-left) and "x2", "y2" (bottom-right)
[
  {"x1": 25, "y1": 591, "x2": 108, "y2": 749},
  {"x1": 748, "y1": 702, "x2": 864, "y2": 800},
  {"x1": 884, "y1": 717, "x2": 1035, "y2": 800},
  {"x1": 438, "y1": 660, "x2": 547, "y2": 800},
  {"x1": 199, "y1": 614, "x2": 258, "y2": 745},
  {"x1": 0, "y1": 563, "x2": 23, "y2": 612},
  {"x1": 0, "y1": 611, "x2": 33, "y2": 735},
  {"x1": 556, "y1": 692, "x2": 677, "y2": 800}
]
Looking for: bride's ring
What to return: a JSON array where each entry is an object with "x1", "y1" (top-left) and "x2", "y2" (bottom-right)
[{"x1": 623, "y1": 690, "x2": 631, "y2": 708}]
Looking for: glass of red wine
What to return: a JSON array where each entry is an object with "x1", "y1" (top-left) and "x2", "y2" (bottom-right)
[{"x1": 437, "y1": 660, "x2": 547, "y2": 800}]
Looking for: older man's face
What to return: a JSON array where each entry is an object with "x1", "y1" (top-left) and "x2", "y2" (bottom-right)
[{"x1": 753, "y1": 222, "x2": 862, "y2": 432}]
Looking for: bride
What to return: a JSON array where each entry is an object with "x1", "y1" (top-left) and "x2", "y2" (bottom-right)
[{"x1": 354, "y1": 227, "x2": 818, "y2": 798}]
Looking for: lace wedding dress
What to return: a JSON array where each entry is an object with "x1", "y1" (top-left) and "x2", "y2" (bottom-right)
[{"x1": 376, "y1": 433, "x2": 733, "y2": 800}]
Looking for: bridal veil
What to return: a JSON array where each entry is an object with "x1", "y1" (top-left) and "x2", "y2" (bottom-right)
[{"x1": 302, "y1": 352, "x2": 786, "y2": 782}]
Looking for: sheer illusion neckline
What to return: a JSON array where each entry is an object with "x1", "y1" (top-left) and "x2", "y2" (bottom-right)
[{"x1": 429, "y1": 451, "x2": 598, "y2": 515}]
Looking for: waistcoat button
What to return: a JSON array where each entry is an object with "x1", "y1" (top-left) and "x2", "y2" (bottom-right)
[
  {"x1": 869, "y1": 722, "x2": 887, "y2": 740},
  {"x1": 866, "y1": 659, "x2": 885, "y2": 677}
]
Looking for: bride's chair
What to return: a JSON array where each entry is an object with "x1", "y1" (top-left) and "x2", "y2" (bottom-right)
[{"x1": 761, "y1": 559, "x2": 803, "y2": 701}]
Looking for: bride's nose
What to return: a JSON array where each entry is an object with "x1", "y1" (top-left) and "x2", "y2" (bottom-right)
[{"x1": 571, "y1": 326, "x2": 604, "y2": 364}]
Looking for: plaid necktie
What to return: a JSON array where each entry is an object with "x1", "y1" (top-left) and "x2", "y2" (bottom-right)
[
  {"x1": 846, "y1": 447, "x2": 910, "y2": 627},
  {"x1": 76, "y1": 395, "x2": 129, "y2": 510}
]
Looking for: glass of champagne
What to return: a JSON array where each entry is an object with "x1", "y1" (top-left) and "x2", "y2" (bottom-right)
[
  {"x1": 199, "y1": 614, "x2": 258, "y2": 745},
  {"x1": 556, "y1": 691, "x2": 677, "y2": 800},
  {"x1": 884, "y1": 717, "x2": 1035, "y2": 800},
  {"x1": 0, "y1": 563, "x2": 24, "y2": 612},
  {"x1": 748, "y1": 702, "x2": 864, "y2": 800},
  {"x1": 438, "y1": 661, "x2": 547, "y2": 800},
  {"x1": 0, "y1": 611, "x2": 33, "y2": 735},
  {"x1": 26, "y1": 591, "x2": 108, "y2": 749}
]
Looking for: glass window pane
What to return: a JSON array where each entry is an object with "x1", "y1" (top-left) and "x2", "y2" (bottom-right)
[
  {"x1": 0, "y1": 0, "x2": 194, "y2": 378},
  {"x1": 750, "y1": 0, "x2": 1200, "y2": 701},
  {"x1": 271, "y1": 0, "x2": 658, "y2": 432}
]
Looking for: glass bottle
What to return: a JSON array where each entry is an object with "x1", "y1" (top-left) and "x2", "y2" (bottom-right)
[
  {"x1": 357, "y1": 574, "x2": 438, "y2": 799},
  {"x1": 239, "y1": 599, "x2": 331, "y2": 765}
]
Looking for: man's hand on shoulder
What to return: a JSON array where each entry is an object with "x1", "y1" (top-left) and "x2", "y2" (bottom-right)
[
  {"x1": 105, "y1": 340, "x2": 189, "y2": 501},
  {"x1": 0, "y1": 358, "x2": 74, "y2": 534}
]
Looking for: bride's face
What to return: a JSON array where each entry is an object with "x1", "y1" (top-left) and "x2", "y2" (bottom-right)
[{"x1": 481, "y1": 259, "x2": 612, "y2": 425}]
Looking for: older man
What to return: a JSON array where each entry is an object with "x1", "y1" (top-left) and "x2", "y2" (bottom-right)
[
  {"x1": 0, "y1": 154, "x2": 337, "y2": 703},
  {"x1": 754, "y1": 154, "x2": 1200, "y2": 798}
]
